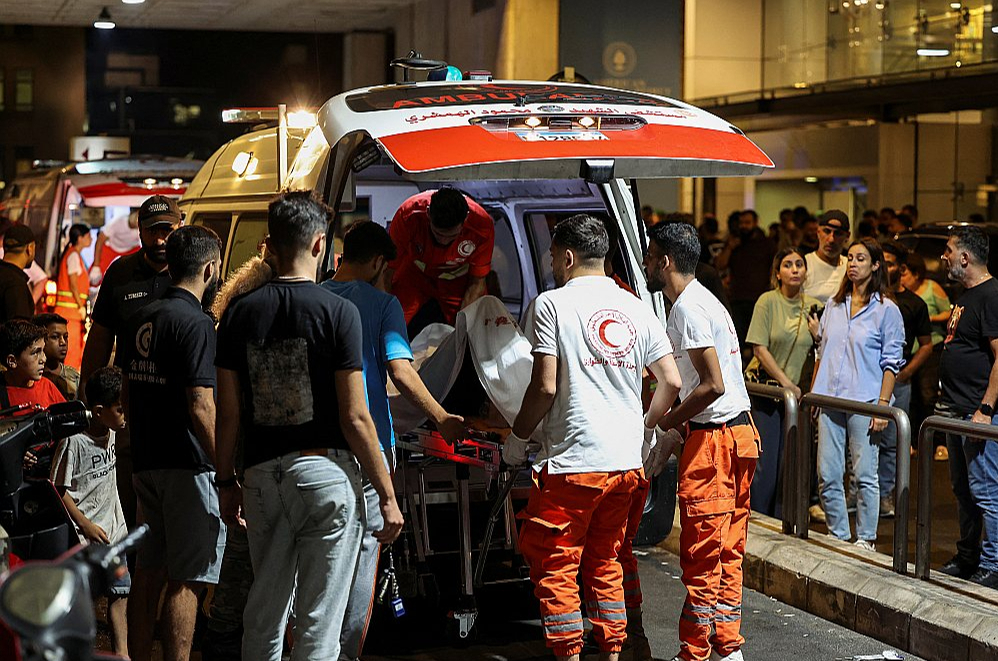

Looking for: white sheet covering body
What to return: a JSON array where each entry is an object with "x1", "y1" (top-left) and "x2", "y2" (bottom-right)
[{"x1": 389, "y1": 296, "x2": 538, "y2": 437}]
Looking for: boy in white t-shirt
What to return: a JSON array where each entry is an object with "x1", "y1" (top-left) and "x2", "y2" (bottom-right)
[
  {"x1": 50, "y1": 366, "x2": 129, "y2": 656},
  {"x1": 505, "y1": 214, "x2": 682, "y2": 661},
  {"x1": 644, "y1": 221, "x2": 759, "y2": 661}
]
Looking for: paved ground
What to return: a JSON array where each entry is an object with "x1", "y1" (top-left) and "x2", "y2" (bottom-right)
[
  {"x1": 361, "y1": 548, "x2": 924, "y2": 661},
  {"x1": 809, "y1": 447, "x2": 959, "y2": 567}
]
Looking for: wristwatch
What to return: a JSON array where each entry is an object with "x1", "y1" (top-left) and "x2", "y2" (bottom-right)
[
  {"x1": 213, "y1": 474, "x2": 238, "y2": 489},
  {"x1": 979, "y1": 402, "x2": 994, "y2": 417}
]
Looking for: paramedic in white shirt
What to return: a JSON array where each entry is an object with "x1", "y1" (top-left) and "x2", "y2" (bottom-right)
[
  {"x1": 643, "y1": 221, "x2": 759, "y2": 661},
  {"x1": 803, "y1": 210, "x2": 851, "y2": 304},
  {"x1": 504, "y1": 214, "x2": 681, "y2": 661}
]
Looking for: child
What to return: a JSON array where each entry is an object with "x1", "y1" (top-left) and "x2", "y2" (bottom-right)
[
  {"x1": 50, "y1": 366, "x2": 129, "y2": 656},
  {"x1": 0, "y1": 319, "x2": 67, "y2": 478},
  {"x1": 33, "y1": 313, "x2": 81, "y2": 401}
]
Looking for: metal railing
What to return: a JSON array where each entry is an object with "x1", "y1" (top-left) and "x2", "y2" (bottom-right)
[
  {"x1": 915, "y1": 415, "x2": 998, "y2": 580},
  {"x1": 745, "y1": 382, "x2": 800, "y2": 535},
  {"x1": 797, "y1": 393, "x2": 912, "y2": 574}
]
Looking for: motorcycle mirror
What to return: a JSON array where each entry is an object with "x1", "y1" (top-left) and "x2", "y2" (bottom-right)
[{"x1": 1, "y1": 566, "x2": 76, "y2": 629}]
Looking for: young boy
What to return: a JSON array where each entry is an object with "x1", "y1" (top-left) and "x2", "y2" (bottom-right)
[
  {"x1": 0, "y1": 319, "x2": 67, "y2": 478},
  {"x1": 50, "y1": 366, "x2": 129, "y2": 656},
  {"x1": 33, "y1": 313, "x2": 81, "y2": 401}
]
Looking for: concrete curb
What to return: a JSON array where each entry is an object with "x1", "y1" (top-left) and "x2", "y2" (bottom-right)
[{"x1": 660, "y1": 513, "x2": 998, "y2": 661}]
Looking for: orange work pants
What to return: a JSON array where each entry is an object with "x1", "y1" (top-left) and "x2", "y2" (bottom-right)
[
  {"x1": 619, "y1": 476, "x2": 650, "y2": 613},
  {"x1": 518, "y1": 468, "x2": 641, "y2": 657},
  {"x1": 65, "y1": 318, "x2": 85, "y2": 370},
  {"x1": 677, "y1": 419, "x2": 759, "y2": 661}
]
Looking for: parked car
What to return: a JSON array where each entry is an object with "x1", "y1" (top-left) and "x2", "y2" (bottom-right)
[{"x1": 896, "y1": 221, "x2": 998, "y2": 300}]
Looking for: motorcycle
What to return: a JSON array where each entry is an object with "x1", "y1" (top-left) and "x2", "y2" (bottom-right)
[
  {"x1": 0, "y1": 400, "x2": 93, "y2": 565},
  {"x1": 0, "y1": 523, "x2": 148, "y2": 660}
]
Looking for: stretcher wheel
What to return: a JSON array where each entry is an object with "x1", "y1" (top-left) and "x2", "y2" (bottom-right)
[{"x1": 445, "y1": 607, "x2": 478, "y2": 646}]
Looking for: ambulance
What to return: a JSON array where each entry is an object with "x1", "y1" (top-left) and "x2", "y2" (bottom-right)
[
  {"x1": 0, "y1": 156, "x2": 202, "y2": 308},
  {"x1": 179, "y1": 60, "x2": 772, "y2": 634}
]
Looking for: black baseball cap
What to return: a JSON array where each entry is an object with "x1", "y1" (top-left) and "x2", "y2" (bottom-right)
[
  {"x1": 3, "y1": 224, "x2": 36, "y2": 251},
  {"x1": 818, "y1": 210, "x2": 849, "y2": 231},
  {"x1": 138, "y1": 195, "x2": 183, "y2": 228}
]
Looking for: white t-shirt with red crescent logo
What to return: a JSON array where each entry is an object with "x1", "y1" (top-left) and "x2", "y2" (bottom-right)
[
  {"x1": 524, "y1": 276, "x2": 672, "y2": 474},
  {"x1": 666, "y1": 279, "x2": 751, "y2": 424}
]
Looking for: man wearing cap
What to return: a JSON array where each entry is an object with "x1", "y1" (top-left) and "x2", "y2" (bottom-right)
[
  {"x1": 803, "y1": 210, "x2": 851, "y2": 305},
  {"x1": 0, "y1": 225, "x2": 37, "y2": 323},
  {"x1": 81, "y1": 195, "x2": 181, "y2": 527}
]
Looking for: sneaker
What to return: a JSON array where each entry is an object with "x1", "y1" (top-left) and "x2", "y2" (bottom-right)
[
  {"x1": 809, "y1": 503, "x2": 826, "y2": 523},
  {"x1": 939, "y1": 555, "x2": 978, "y2": 579},
  {"x1": 880, "y1": 500, "x2": 895, "y2": 519},
  {"x1": 970, "y1": 569, "x2": 998, "y2": 589},
  {"x1": 710, "y1": 650, "x2": 745, "y2": 661},
  {"x1": 854, "y1": 539, "x2": 877, "y2": 552},
  {"x1": 935, "y1": 446, "x2": 949, "y2": 461}
]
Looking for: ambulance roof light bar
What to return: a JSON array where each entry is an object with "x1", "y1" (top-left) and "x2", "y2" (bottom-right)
[{"x1": 221, "y1": 107, "x2": 316, "y2": 128}]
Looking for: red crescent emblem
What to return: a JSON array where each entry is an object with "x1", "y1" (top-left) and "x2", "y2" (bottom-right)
[{"x1": 598, "y1": 319, "x2": 621, "y2": 348}]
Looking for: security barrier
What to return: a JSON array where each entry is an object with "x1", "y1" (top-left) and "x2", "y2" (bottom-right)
[
  {"x1": 745, "y1": 382, "x2": 799, "y2": 535},
  {"x1": 797, "y1": 393, "x2": 912, "y2": 574},
  {"x1": 915, "y1": 415, "x2": 998, "y2": 579}
]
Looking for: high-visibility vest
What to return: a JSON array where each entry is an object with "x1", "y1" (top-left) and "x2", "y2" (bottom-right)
[{"x1": 55, "y1": 248, "x2": 88, "y2": 320}]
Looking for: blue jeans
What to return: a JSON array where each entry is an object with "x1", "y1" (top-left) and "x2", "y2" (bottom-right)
[
  {"x1": 340, "y1": 452, "x2": 390, "y2": 661},
  {"x1": 947, "y1": 412, "x2": 998, "y2": 571},
  {"x1": 878, "y1": 381, "x2": 912, "y2": 500},
  {"x1": 818, "y1": 411, "x2": 880, "y2": 542},
  {"x1": 241, "y1": 451, "x2": 365, "y2": 661}
]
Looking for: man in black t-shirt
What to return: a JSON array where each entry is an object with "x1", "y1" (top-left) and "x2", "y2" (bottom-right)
[
  {"x1": 120, "y1": 226, "x2": 225, "y2": 661},
  {"x1": 214, "y1": 192, "x2": 403, "y2": 660},
  {"x1": 880, "y1": 243, "x2": 933, "y2": 517},
  {"x1": 81, "y1": 195, "x2": 179, "y2": 529},
  {"x1": 936, "y1": 225, "x2": 998, "y2": 588},
  {"x1": 0, "y1": 225, "x2": 37, "y2": 323}
]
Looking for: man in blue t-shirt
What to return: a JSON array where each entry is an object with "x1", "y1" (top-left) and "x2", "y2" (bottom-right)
[{"x1": 323, "y1": 220, "x2": 465, "y2": 660}]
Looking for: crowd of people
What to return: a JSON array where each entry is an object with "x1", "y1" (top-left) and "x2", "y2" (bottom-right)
[
  {"x1": 0, "y1": 189, "x2": 994, "y2": 661},
  {"x1": 645, "y1": 203, "x2": 998, "y2": 591}
]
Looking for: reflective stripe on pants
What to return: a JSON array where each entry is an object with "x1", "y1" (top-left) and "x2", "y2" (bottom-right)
[
  {"x1": 677, "y1": 419, "x2": 758, "y2": 661},
  {"x1": 518, "y1": 468, "x2": 641, "y2": 657}
]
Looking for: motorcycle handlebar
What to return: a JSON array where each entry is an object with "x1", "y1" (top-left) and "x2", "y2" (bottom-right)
[{"x1": 89, "y1": 524, "x2": 149, "y2": 571}]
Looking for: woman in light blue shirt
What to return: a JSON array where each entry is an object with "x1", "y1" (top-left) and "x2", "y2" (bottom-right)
[{"x1": 812, "y1": 238, "x2": 905, "y2": 550}]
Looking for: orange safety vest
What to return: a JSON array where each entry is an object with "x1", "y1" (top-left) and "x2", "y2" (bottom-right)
[{"x1": 55, "y1": 248, "x2": 88, "y2": 320}]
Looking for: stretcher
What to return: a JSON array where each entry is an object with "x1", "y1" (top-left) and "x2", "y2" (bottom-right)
[{"x1": 395, "y1": 418, "x2": 529, "y2": 641}]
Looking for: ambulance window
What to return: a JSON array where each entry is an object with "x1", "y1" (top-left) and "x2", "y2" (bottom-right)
[
  {"x1": 227, "y1": 213, "x2": 268, "y2": 277},
  {"x1": 486, "y1": 210, "x2": 523, "y2": 318},
  {"x1": 525, "y1": 211, "x2": 626, "y2": 293},
  {"x1": 191, "y1": 213, "x2": 233, "y2": 254}
]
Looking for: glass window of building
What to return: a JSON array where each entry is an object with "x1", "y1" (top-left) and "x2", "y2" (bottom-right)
[{"x1": 14, "y1": 69, "x2": 32, "y2": 112}]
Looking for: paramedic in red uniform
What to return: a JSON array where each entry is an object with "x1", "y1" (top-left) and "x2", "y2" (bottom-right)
[
  {"x1": 505, "y1": 214, "x2": 682, "y2": 661},
  {"x1": 387, "y1": 188, "x2": 494, "y2": 328},
  {"x1": 643, "y1": 221, "x2": 759, "y2": 661}
]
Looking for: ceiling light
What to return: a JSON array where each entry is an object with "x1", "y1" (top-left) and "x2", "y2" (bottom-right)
[
  {"x1": 805, "y1": 176, "x2": 819, "y2": 183},
  {"x1": 524, "y1": 116, "x2": 542, "y2": 128},
  {"x1": 121, "y1": 0, "x2": 145, "y2": 4},
  {"x1": 578, "y1": 116, "x2": 595, "y2": 128},
  {"x1": 917, "y1": 48, "x2": 951, "y2": 56},
  {"x1": 950, "y1": 2, "x2": 962, "y2": 8},
  {"x1": 992, "y1": 25, "x2": 998, "y2": 33},
  {"x1": 93, "y1": 6, "x2": 116, "y2": 29},
  {"x1": 143, "y1": 178, "x2": 156, "y2": 187}
]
